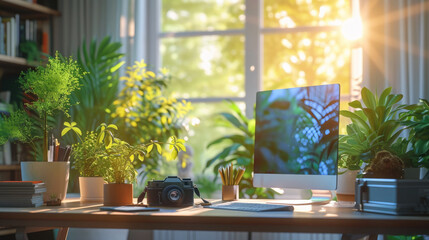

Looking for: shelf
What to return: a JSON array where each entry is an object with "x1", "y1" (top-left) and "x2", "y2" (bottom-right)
[
  {"x1": 0, "y1": 54, "x2": 37, "y2": 73},
  {"x1": 0, "y1": 0, "x2": 60, "y2": 19},
  {"x1": 0, "y1": 164, "x2": 20, "y2": 171}
]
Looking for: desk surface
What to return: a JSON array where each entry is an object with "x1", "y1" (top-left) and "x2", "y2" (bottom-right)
[{"x1": 1, "y1": 198, "x2": 429, "y2": 235}]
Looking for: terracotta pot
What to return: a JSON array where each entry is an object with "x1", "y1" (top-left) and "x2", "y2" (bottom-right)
[
  {"x1": 336, "y1": 168, "x2": 359, "y2": 202},
  {"x1": 21, "y1": 161, "x2": 70, "y2": 202},
  {"x1": 79, "y1": 177, "x2": 105, "y2": 203},
  {"x1": 103, "y1": 183, "x2": 133, "y2": 206}
]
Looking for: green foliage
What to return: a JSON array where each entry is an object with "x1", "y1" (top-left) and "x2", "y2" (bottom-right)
[
  {"x1": 400, "y1": 99, "x2": 429, "y2": 168},
  {"x1": 19, "y1": 52, "x2": 83, "y2": 117},
  {"x1": 194, "y1": 175, "x2": 219, "y2": 198},
  {"x1": 10, "y1": 52, "x2": 84, "y2": 161},
  {"x1": 71, "y1": 131, "x2": 105, "y2": 177},
  {"x1": 0, "y1": 110, "x2": 34, "y2": 145},
  {"x1": 68, "y1": 37, "x2": 124, "y2": 137},
  {"x1": 339, "y1": 87, "x2": 406, "y2": 170},
  {"x1": 62, "y1": 122, "x2": 185, "y2": 184},
  {"x1": 205, "y1": 101, "x2": 277, "y2": 199},
  {"x1": 111, "y1": 60, "x2": 191, "y2": 180}
]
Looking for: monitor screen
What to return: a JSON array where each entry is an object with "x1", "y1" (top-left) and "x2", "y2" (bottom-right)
[{"x1": 253, "y1": 84, "x2": 340, "y2": 190}]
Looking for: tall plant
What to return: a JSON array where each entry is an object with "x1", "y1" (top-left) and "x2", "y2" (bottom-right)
[
  {"x1": 67, "y1": 37, "x2": 124, "y2": 139},
  {"x1": 205, "y1": 101, "x2": 278, "y2": 199},
  {"x1": 339, "y1": 87, "x2": 406, "y2": 170},
  {"x1": 18, "y1": 52, "x2": 84, "y2": 161},
  {"x1": 111, "y1": 60, "x2": 191, "y2": 179}
]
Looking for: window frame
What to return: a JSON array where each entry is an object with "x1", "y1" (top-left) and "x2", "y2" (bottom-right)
[{"x1": 146, "y1": 0, "x2": 359, "y2": 117}]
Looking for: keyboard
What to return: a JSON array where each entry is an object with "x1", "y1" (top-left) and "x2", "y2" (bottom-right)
[{"x1": 206, "y1": 202, "x2": 294, "y2": 212}]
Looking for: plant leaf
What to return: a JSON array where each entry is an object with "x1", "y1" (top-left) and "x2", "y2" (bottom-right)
[{"x1": 147, "y1": 144, "x2": 154, "y2": 153}]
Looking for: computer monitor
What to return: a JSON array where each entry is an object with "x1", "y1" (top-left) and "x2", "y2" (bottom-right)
[{"x1": 253, "y1": 84, "x2": 340, "y2": 190}]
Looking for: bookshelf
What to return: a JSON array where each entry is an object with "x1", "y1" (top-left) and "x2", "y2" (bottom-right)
[
  {"x1": 0, "y1": 0, "x2": 59, "y2": 180},
  {"x1": 0, "y1": 0, "x2": 60, "y2": 73},
  {"x1": 0, "y1": 164, "x2": 20, "y2": 180}
]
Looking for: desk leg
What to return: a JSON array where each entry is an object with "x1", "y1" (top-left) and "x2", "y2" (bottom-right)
[
  {"x1": 56, "y1": 227, "x2": 69, "y2": 240},
  {"x1": 15, "y1": 227, "x2": 29, "y2": 240}
]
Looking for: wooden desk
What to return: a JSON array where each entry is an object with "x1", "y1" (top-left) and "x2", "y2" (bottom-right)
[{"x1": 1, "y1": 198, "x2": 429, "y2": 240}]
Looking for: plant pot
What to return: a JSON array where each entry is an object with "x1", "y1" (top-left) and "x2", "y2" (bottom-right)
[
  {"x1": 79, "y1": 177, "x2": 105, "y2": 203},
  {"x1": 21, "y1": 161, "x2": 70, "y2": 202},
  {"x1": 103, "y1": 183, "x2": 133, "y2": 206},
  {"x1": 336, "y1": 168, "x2": 359, "y2": 202}
]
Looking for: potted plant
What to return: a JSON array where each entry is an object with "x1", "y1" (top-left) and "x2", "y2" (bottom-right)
[
  {"x1": 338, "y1": 87, "x2": 406, "y2": 200},
  {"x1": 61, "y1": 122, "x2": 110, "y2": 202},
  {"x1": 0, "y1": 53, "x2": 84, "y2": 201},
  {"x1": 64, "y1": 121, "x2": 186, "y2": 206},
  {"x1": 399, "y1": 99, "x2": 429, "y2": 179}
]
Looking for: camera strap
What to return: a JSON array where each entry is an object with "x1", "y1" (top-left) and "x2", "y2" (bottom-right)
[
  {"x1": 136, "y1": 185, "x2": 211, "y2": 206},
  {"x1": 193, "y1": 184, "x2": 211, "y2": 206}
]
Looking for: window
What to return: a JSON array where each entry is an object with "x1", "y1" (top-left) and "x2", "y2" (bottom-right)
[{"x1": 146, "y1": 0, "x2": 361, "y2": 174}]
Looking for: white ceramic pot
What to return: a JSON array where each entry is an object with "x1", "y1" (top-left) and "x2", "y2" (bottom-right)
[
  {"x1": 336, "y1": 168, "x2": 359, "y2": 202},
  {"x1": 79, "y1": 177, "x2": 105, "y2": 203},
  {"x1": 21, "y1": 161, "x2": 70, "y2": 202}
]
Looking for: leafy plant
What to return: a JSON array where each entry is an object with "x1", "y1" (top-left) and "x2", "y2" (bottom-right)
[
  {"x1": 205, "y1": 101, "x2": 278, "y2": 199},
  {"x1": 66, "y1": 36, "x2": 124, "y2": 142},
  {"x1": 6, "y1": 52, "x2": 85, "y2": 161},
  {"x1": 63, "y1": 121, "x2": 186, "y2": 184},
  {"x1": 0, "y1": 109, "x2": 34, "y2": 145},
  {"x1": 111, "y1": 60, "x2": 191, "y2": 179},
  {"x1": 400, "y1": 99, "x2": 429, "y2": 168},
  {"x1": 339, "y1": 87, "x2": 407, "y2": 171}
]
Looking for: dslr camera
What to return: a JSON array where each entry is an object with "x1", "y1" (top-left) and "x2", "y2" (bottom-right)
[{"x1": 146, "y1": 176, "x2": 194, "y2": 207}]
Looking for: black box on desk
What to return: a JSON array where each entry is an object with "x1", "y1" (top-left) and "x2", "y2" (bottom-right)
[{"x1": 355, "y1": 178, "x2": 429, "y2": 215}]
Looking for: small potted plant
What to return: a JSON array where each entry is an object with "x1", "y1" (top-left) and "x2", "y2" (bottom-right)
[
  {"x1": 338, "y1": 87, "x2": 406, "y2": 201},
  {"x1": 62, "y1": 122, "x2": 110, "y2": 202},
  {"x1": 0, "y1": 52, "x2": 84, "y2": 202},
  {"x1": 101, "y1": 134, "x2": 186, "y2": 206},
  {"x1": 64, "y1": 121, "x2": 186, "y2": 206}
]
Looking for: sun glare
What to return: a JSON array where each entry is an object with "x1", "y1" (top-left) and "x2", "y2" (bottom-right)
[{"x1": 342, "y1": 17, "x2": 363, "y2": 41}]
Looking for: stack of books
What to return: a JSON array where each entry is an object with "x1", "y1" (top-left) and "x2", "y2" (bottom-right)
[{"x1": 0, "y1": 181, "x2": 46, "y2": 207}]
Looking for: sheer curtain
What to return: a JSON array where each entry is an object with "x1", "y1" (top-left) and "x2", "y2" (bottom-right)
[
  {"x1": 361, "y1": 0, "x2": 429, "y2": 104},
  {"x1": 53, "y1": 0, "x2": 146, "y2": 67}
]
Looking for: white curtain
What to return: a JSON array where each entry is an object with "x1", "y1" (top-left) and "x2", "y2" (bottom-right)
[
  {"x1": 53, "y1": 0, "x2": 146, "y2": 67},
  {"x1": 361, "y1": 0, "x2": 429, "y2": 104}
]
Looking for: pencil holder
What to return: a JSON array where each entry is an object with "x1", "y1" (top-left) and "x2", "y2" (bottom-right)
[{"x1": 222, "y1": 185, "x2": 239, "y2": 201}]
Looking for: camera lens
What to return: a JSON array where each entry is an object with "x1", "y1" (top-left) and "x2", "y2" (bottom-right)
[
  {"x1": 167, "y1": 189, "x2": 182, "y2": 202},
  {"x1": 161, "y1": 185, "x2": 184, "y2": 206}
]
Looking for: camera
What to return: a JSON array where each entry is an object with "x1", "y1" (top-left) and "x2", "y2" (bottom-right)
[{"x1": 146, "y1": 176, "x2": 194, "y2": 207}]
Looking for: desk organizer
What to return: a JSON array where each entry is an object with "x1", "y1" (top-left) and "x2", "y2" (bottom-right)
[{"x1": 222, "y1": 185, "x2": 239, "y2": 201}]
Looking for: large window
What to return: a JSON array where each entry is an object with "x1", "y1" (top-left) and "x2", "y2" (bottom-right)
[{"x1": 147, "y1": 0, "x2": 361, "y2": 174}]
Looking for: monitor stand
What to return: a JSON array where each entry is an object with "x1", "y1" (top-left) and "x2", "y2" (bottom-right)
[{"x1": 267, "y1": 190, "x2": 332, "y2": 205}]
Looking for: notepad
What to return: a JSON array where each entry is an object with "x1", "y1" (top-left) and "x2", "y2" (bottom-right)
[{"x1": 100, "y1": 206, "x2": 160, "y2": 212}]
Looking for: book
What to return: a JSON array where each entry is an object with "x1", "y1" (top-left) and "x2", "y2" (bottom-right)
[
  {"x1": 0, "y1": 181, "x2": 46, "y2": 194},
  {"x1": 0, "y1": 181, "x2": 45, "y2": 207}
]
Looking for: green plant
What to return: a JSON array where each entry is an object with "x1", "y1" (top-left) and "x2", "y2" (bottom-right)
[
  {"x1": 67, "y1": 37, "x2": 124, "y2": 137},
  {"x1": 205, "y1": 101, "x2": 278, "y2": 199},
  {"x1": 111, "y1": 60, "x2": 191, "y2": 180},
  {"x1": 63, "y1": 121, "x2": 186, "y2": 184},
  {"x1": 0, "y1": 109, "x2": 34, "y2": 145},
  {"x1": 1, "y1": 53, "x2": 84, "y2": 161},
  {"x1": 400, "y1": 99, "x2": 429, "y2": 168},
  {"x1": 339, "y1": 87, "x2": 406, "y2": 171}
]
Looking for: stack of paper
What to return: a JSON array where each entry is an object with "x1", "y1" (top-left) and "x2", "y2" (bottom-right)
[{"x1": 0, "y1": 181, "x2": 46, "y2": 207}]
